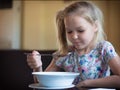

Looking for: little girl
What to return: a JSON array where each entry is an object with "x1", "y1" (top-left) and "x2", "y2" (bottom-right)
[{"x1": 27, "y1": 1, "x2": 120, "y2": 90}]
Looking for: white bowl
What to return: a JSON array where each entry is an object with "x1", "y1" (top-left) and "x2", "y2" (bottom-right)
[{"x1": 32, "y1": 72, "x2": 79, "y2": 87}]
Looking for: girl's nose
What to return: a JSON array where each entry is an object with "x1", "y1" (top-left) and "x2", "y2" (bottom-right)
[{"x1": 72, "y1": 32, "x2": 78, "y2": 39}]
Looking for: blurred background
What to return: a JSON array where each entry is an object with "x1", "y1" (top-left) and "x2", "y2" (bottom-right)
[{"x1": 0, "y1": 0, "x2": 120, "y2": 54}]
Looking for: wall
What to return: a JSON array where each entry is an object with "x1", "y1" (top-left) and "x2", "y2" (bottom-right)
[
  {"x1": 22, "y1": 1, "x2": 66, "y2": 50},
  {"x1": 0, "y1": 1, "x2": 22, "y2": 49},
  {"x1": 107, "y1": 1, "x2": 120, "y2": 54}
]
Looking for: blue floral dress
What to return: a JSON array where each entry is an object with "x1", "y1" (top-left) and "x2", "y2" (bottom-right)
[{"x1": 56, "y1": 41, "x2": 117, "y2": 84}]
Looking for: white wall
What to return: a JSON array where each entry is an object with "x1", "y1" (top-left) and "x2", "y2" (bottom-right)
[{"x1": 0, "y1": 1, "x2": 21, "y2": 49}]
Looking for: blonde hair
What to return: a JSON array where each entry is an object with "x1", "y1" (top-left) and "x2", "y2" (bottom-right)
[{"x1": 56, "y1": 1, "x2": 106, "y2": 54}]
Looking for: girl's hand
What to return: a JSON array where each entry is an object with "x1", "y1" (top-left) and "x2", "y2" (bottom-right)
[
  {"x1": 75, "y1": 81, "x2": 87, "y2": 90},
  {"x1": 27, "y1": 50, "x2": 42, "y2": 70}
]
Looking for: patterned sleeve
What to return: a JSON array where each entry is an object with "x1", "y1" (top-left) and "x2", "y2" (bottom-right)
[{"x1": 102, "y1": 41, "x2": 118, "y2": 63}]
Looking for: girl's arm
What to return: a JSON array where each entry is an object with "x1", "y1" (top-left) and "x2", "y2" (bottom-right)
[
  {"x1": 76, "y1": 55, "x2": 120, "y2": 88},
  {"x1": 45, "y1": 58, "x2": 61, "y2": 71}
]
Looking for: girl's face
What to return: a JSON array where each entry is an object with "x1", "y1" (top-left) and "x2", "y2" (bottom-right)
[{"x1": 64, "y1": 14, "x2": 98, "y2": 51}]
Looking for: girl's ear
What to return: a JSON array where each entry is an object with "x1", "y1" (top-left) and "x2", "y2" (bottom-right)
[{"x1": 93, "y1": 20, "x2": 98, "y2": 32}]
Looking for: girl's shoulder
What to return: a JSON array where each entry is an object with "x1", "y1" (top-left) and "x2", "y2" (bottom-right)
[
  {"x1": 96, "y1": 40, "x2": 114, "y2": 49},
  {"x1": 96, "y1": 41, "x2": 117, "y2": 57}
]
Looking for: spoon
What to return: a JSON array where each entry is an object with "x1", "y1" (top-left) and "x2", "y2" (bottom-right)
[{"x1": 24, "y1": 52, "x2": 71, "y2": 57}]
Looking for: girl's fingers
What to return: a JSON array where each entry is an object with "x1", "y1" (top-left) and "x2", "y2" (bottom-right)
[
  {"x1": 32, "y1": 50, "x2": 40, "y2": 55},
  {"x1": 26, "y1": 50, "x2": 42, "y2": 69}
]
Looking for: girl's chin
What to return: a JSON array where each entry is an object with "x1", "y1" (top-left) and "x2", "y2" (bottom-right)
[
  {"x1": 74, "y1": 44, "x2": 86, "y2": 49},
  {"x1": 74, "y1": 46, "x2": 83, "y2": 50}
]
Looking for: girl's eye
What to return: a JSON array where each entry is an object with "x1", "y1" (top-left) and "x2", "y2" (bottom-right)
[{"x1": 77, "y1": 30, "x2": 84, "y2": 33}]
